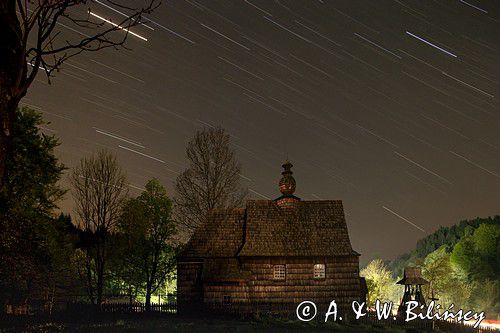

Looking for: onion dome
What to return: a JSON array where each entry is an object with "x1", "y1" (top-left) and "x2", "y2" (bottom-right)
[{"x1": 279, "y1": 161, "x2": 296, "y2": 196}]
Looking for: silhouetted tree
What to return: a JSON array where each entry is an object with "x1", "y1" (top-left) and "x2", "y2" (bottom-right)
[
  {"x1": 0, "y1": 107, "x2": 67, "y2": 310},
  {"x1": 0, "y1": 0, "x2": 159, "y2": 194},
  {"x1": 70, "y1": 150, "x2": 127, "y2": 305},
  {"x1": 174, "y1": 127, "x2": 246, "y2": 232}
]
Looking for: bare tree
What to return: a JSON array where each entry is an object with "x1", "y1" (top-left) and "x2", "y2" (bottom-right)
[
  {"x1": 71, "y1": 149, "x2": 127, "y2": 305},
  {"x1": 174, "y1": 127, "x2": 247, "y2": 233},
  {"x1": 0, "y1": 0, "x2": 159, "y2": 193}
]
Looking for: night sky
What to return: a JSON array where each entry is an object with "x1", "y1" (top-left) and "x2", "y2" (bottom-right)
[{"x1": 22, "y1": 0, "x2": 499, "y2": 263}]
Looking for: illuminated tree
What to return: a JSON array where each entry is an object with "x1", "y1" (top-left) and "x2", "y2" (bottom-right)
[
  {"x1": 117, "y1": 179, "x2": 177, "y2": 311},
  {"x1": 421, "y1": 246, "x2": 471, "y2": 309},
  {"x1": 361, "y1": 259, "x2": 398, "y2": 306}
]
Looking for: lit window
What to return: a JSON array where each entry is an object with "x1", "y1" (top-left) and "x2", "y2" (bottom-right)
[
  {"x1": 314, "y1": 264, "x2": 325, "y2": 279},
  {"x1": 273, "y1": 265, "x2": 286, "y2": 280},
  {"x1": 223, "y1": 295, "x2": 231, "y2": 305}
]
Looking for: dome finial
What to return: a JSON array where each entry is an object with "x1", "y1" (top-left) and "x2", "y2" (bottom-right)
[{"x1": 279, "y1": 161, "x2": 296, "y2": 196}]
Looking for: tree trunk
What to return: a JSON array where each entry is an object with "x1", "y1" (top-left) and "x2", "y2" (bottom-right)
[
  {"x1": 96, "y1": 260, "x2": 104, "y2": 306},
  {"x1": 0, "y1": 1, "x2": 25, "y2": 197},
  {"x1": 145, "y1": 283, "x2": 152, "y2": 312},
  {"x1": 0, "y1": 97, "x2": 16, "y2": 201}
]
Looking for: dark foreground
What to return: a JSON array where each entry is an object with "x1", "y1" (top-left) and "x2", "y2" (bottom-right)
[{"x1": 0, "y1": 313, "x2": 428, "y2": 333}]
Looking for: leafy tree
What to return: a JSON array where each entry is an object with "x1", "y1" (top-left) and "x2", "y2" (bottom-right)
[
  {"x1": 451, "y1": 223, "x2": 500, "y2": 280},
  {"x1": 0, "y1": 107, "x2": 68, "y2": 310},
  {"x1": 174, "y1": 127, "x2": 247, "y2": 233},
  {"x1": 468, "y1": 279, "x2": 500, "y2": 316},
  {"x1": 450, "y1": 238, "x2": 478, "y2": 276},
  {"x1": 0, "y1": 107, "x2": 65, "y2": 214},
  {"x1": 360, "y1": 259, "x2": 398, "y2": 306},
  {"x1": 421, "y1": 246, "x2": 471, "y2": 309},
  {"x1": 118, "y1": 179, "x2": 177, "y2": 311},
  {"x1": 70, "y1": 150, "x2": 128, "y2": 305}
]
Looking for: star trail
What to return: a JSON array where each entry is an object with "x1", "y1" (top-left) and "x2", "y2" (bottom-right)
[{"x1": 23, "y1": 0, "x2": 499, "y2": 262}]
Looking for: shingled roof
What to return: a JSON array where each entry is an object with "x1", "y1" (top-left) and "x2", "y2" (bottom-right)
[
  {"x1": 238, "y1": 199, "x2": 357, "y2": 257},
  {"x1": 397, "y1": 267, "x2": 429, "y2": 285},
  {"x1": 179, "y1": 199, "x2": 357, "y2": 259},
  {"x1": 179, "y1": 209, "x2": 245, "y2": 258}
]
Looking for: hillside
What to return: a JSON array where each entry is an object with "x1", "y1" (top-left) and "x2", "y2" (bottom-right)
[{"x1": 388, "y1": 215, "x2": 500, "y2": 277}]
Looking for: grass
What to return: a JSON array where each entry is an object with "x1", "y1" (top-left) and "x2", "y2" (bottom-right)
[{"x1": 6, "y1": 313, "x2": 432, "y2": 333}]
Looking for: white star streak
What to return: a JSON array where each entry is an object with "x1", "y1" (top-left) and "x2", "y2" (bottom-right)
[
  {"x1": 218, "y1": 56, "x2": 264, "y2": 80},
  {"x1": 289, "y1": 54, "x2": 335, "y2": 79},
  {"x1": 200, "y1": 24, "x2": 250, "y2": 50},
  {"x1": 128, "y1": 184, "x2": 146, "y2": 191},
  {"x1": 118, "y1": 145, "x2": 165, "y2": 164},
  {"x1": 295, "y1": 20, "x2": 342, "y2": 46},
  {"x1": 394, "y1": 151, "x2": 452, "y2": 184},
  {"x1": 223, "y1": 77, "x2": 261, "y2": 96},
  {"x1": 459, "y1": 0, "x2": 488, "y2": 14},
  {"x1": 244, "y1": 0, "x2": 273, "y2": 17},
  {"x1": 88, "y1": 11, "x2": 148, "y2": 41},
  {"x1": 242, "y1": 36, "x2": 287, "y2": 60},
  {"x1": 406, "y1": 171, "x2": 447, "y2": 194},
  {"x1": 357, "y1": 124, "x2": 399, "y2": 148},
  {"x1": 147, "y1": 18, "x2": 195, "y2": 44},
  {"x1": 249, "y1": 188, "x2": 271, "y2": 199},
  {"x1": 341, "y1": 49, "x2": 385, "y2": 73},
  {"x1": 402, "y1": 71, "x2": 450, "y2": 96},
  {"x1": 94, "y1": 127, "x2": 145, "y2": 148},
  {"x1": 441, "y1": 71, "x2": 494, "y2": 98},
  {"x1": 94, "y1": 0, "x2": 155, "y2": 30},
  {"x1": 420, "y1": 114, "x2": 470, "y2": 139},
  {"x1": 196, "y1": 119, "x2": 215, "y2": 129},
  {"x1": 27, "y1": 62, "x2": 46, "y2": 71},
  {"x1": 243, "y1": 93, "x2": 287, "y2": 116},
  {"x1": 382, "y1": 206, "x2": 425, "y2": 232},
  {"x1": 57, "y1": 22, "x2": 90, "y2": 37},
  {"x1": 263, "y1": 16, "x2": 312, "y2": 44},
  {"x1": 239, "y1": 173, "x2": 253, "y2": 181},
  {"x1": 65, "y1": 62, "x2": 117, "y2": 83},
  {"x1": 90, "y1": 60, "x2": 144, "y2": 83},
  {"x1": 354, "y1": 33, "x2": 402, "y2": 59},
  {"x1": 406, "y1": 31, "x2": 458, "y2": 58},
  {"x1": 450, "y1": 151, "x2": 500, "y2": 179}
]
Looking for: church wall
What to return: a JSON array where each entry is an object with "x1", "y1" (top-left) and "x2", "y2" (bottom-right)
[
  {"x1": 243, "y1": 256, "x2": 361, "y2": 309},
  {"x1": 177, "y1": 262, "x2": 203, "y2": 312},
  {"x1": 199, "y1": 256, "x2": 362, "y2": 315}
]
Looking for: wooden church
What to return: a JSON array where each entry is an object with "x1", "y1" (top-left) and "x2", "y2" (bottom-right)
[{"x1": 177, "y1": 161, "x2": 366, "y2": 314}]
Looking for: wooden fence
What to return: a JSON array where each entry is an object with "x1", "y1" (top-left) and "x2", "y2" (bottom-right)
[{"x1": 66, "y1": 301, "x2": 177, "y2": 314}]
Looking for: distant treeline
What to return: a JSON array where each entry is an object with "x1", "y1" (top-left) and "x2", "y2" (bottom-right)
[{"x1": 388, "y1": 215, "x2": 500, "y2": 277}]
